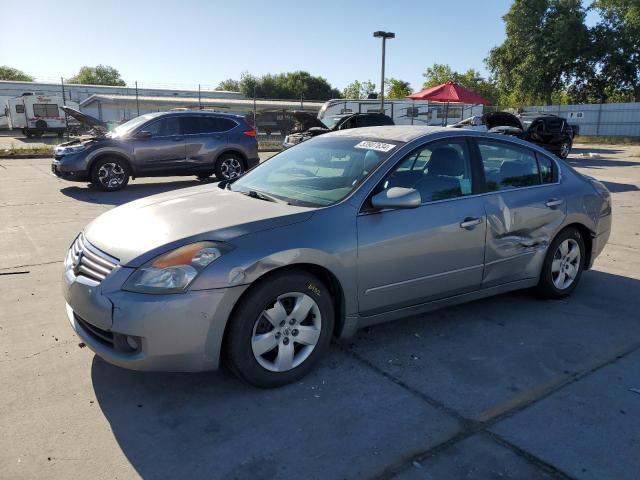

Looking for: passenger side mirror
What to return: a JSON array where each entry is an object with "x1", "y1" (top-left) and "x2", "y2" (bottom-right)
[
  {"x1": 371, "y1": 187, "x2": 421, "y2": 210},
  {"x1": 135, "y1": 130, "x2": 152, "y2": 140}
]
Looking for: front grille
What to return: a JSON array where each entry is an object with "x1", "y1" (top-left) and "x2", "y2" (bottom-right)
[{"x1": 68, "y1": 234, "x2": 119, "y2": 283}]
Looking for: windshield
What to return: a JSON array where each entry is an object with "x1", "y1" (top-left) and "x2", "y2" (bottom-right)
[
  {"x1": 230, "y1": 137, "x2": 402, "y2": 207},
  {"x1": 109, "y1": 113, "x2": 163, "y2": 138},
  {"x1": 320, "y1": 116, "x2": 341, "y2": 129}
]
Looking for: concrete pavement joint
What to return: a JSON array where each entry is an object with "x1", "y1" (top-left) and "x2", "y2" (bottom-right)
[
  {"x1": 0, "y1": 260, "x2": 62, "y2": 272},
  {"x1": 347, "y1": 339, "x2": 640, "y2": 479}
]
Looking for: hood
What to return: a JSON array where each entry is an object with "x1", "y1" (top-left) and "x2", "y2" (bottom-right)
[
  {"x1": 291, "y1": 110, "x2": 328, "y2": 131},
  {"x1": 84, "y1": 184, "x2": 314, "y2": 266},
  {"x1": 60, "y1": 106, "x2": 107, "y2": 132},
  {"x1": 484, "y1": 111, "x2": 522, "y2": 130}
]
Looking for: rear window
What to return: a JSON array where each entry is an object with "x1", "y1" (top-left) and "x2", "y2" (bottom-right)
[
  {"x1": 545, "y1": 118, "x2": 565, "y2": 133},
  {"x1": 33, "y1": 104, "x2": 60, "y2": 117}
]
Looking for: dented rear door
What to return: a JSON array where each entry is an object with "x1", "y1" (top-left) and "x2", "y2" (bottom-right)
[{"x1": 476, "y1": 140, "x2": 566, "y2": 288}]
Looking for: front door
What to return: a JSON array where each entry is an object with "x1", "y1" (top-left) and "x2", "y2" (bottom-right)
[
  {"x1": 475, "y1": 139, "x2": 566, "y2": 287},
  {"x1": 357, "y1": 138, "x2": 487, "y2": 315},
  {"x1": 132, "y1": 116, "x2": 186, "y2": 174}
]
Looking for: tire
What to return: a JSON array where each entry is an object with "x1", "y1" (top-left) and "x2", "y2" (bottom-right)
[
  {"x1": 558, "y1": 140, "x2": 572, "y2": 159},
  {"x1": 225, "y1": 271, "x2": 335, "y2": 388},
  {"x1": 214, "y1": 153, "x2": 245, "y2": 180},
  {"x1": 90, "y1": 157, "x2": 130, "y2": 192},
  {"x1": 537, "y1": 227, "x2": 585, "y2": 299}
]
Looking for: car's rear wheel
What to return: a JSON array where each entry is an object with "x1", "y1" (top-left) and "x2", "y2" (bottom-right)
[
  {"x1": 91, "y1": 157, "x2": 130, "y2": 191},
  {"x1": 558, "y1": 140, "x2": 572, "y2": 159},
  {"x1": 225, "y1": 271, "x2": 334, "y2": 388},
  {"x1": 537, "y1": 227, "x2": 585, "y2": 299},
  {"x1": 215, "y1": 153, "x2": 244, "y2": 180}
]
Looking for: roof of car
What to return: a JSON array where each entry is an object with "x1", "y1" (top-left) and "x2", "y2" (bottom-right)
[
  {"x1": 326, "y1": 125, "x2": 452, "y2": 142},
  {"x1": 151, "y1": 110, "x2": 246, "y2": 120}
]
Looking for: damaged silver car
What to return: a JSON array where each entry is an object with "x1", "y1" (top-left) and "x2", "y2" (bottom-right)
[{"x1": 63, "y1": 126, "x2": 611, "y2": 387}]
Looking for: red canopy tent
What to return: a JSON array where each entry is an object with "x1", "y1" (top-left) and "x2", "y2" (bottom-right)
[{"x1": 406, "y1": 81, "x2": 490, "y2": 126}]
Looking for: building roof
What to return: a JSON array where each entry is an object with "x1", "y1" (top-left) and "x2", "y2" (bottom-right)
[{"x1": 80, "y1": 94, "x2": 324, "y2": 112}]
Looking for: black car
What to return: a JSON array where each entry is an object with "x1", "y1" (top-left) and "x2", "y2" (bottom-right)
[
  {"x1": 282, "y1": 111, "x2": 394, "y2": 148},
  {"x1": 52, "y1": 108, "x2": 259, "y2": 191},
  {"x1": 453, "y1": 112, "x2": 574, "y2": 158}
]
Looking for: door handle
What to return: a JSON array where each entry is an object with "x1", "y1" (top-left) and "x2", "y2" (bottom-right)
[
  {"x1": 460, "y1": 217, "x2": 482, "y2": 229},
  {"x1": 545, "y1": 198, "x2": 563, "y2": 208}
]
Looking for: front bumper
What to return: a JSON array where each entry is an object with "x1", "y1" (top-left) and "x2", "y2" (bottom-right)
[
  {"x1": 52, "y1": 157, "x2": 89, "y2": 182},
  {"x1": 63, "y1": 259, "x2": 247, "y2": 372}
]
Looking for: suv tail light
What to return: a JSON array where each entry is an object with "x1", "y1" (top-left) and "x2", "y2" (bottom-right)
[{"x1": 242, "y1": 129, "x2": 257, "y2": 137}]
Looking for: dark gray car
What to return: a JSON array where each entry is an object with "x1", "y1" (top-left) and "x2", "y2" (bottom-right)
[
  {"x1": 62, "y1": 126, "x2": 611, "y2": 387},
  {"x1": 52, "y1": 108, "x2": 259, "y2": 191}
]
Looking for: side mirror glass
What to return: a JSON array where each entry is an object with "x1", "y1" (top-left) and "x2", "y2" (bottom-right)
[
  {"x1": 136, "y1": 130, "x2": 152, "y2": 140},
  {"x1": 371, "y1": 187, "x2": 421, "y2": 210}
]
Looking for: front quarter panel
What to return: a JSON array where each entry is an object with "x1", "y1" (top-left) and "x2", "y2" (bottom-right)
[{"x1": 190, "y1": 203, "x2": 359, "y2": 315}]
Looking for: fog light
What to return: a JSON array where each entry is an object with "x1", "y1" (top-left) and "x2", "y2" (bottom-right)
[{"x1": 126, "y1": 336, "x2": 139, "y2": 350}]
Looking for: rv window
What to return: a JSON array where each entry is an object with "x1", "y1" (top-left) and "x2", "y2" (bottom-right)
[
  {"x1": 15, "y1": 104, "x2": 25, "y2": 114},
  {"x1": 406, "y1": 107, "x2": 419, "y2": 118},
  {"x1": 33, "y1": 104, "x2": 60, "y2": 117}
]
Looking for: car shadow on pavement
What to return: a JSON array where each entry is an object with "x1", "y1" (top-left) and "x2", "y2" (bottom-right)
[
  {"x1": 60, "y1": 179, "x2": 212, "y2": 206},
  {"x1": 600, "y1": 180, "x2": 640, "y2": 193},
  {"x1": 91, "y1": 269, "x2": 640, "y2": 479},
  {"x1": 570, "y1": 146, "x2": 626, "y2": 156},
  {"x1": 566, "y1": 156, "x2": 639, "y2": 169}
]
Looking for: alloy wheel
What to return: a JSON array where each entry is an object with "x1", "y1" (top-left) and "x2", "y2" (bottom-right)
[
  {"x1": 251, "y1": 292, "x2": 322, "y2": 372},
  {"x1": 551, "y1": 238, "x2": 581, "y2": 290},
  {"x1": 220, "y1": 157, "x2": 243, "y2": 179},
  {"x1": 98, "y1": 163, "x2": 126, "y2": 189},
  {"x1": 560, "y1": 142, "x2": 571, "y2": 158}
]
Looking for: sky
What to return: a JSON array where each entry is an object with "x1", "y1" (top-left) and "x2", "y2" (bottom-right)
[{"x1": 0, "y1": 0, "x2": 594, "y2": 94}]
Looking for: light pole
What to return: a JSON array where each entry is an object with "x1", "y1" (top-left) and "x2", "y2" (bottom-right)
[{"x1": 373, "y1": 30, "x2": 395, "y2": 113}]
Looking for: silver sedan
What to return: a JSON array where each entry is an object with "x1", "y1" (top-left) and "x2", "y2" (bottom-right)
[{"x1": 63, "y1": 126, "x2": 612, "y2": 387}]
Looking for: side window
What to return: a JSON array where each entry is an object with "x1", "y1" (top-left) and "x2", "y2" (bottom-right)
[
  {"x1": 15, "y1": 104, "x2": 25, "y2": 114},
  {"x1": 536, "y1": 153, "x2": 556, "y2": 184},
  {"x1": 180, "y1": 116, "x2": 200, "y2": 135},
  {"x1": 144, "y1": 117, "x2": 181, "y2": 137},
  {"x1": 206, "y1": 117, "x2": 236, "y2": 132},
  {"x1": 382, "y1": 140, "x2": 474, "y2": 202},
  {"x1": 478, "y1": 141, "x2": 541, "y2": 191}
]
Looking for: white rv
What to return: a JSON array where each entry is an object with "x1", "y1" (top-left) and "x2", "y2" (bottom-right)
[
  {"x1": 317, "y1": 99, "x2": 484, "y2": 126},
  {"x1": 3, "y1": 93, "x2": 79, "y2": 137}
]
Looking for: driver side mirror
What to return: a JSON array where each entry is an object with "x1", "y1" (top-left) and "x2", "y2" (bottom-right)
[
  {"x1": 135, "y1": 130, "x2": 152, "y2": 140},
  {"x1": 371, "y1": 187, "x2": 421, "y2": 210}
]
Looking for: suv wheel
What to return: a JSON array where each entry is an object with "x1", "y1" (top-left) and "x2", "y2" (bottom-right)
[
  {"x1": 215, "y1": 153, "x2": 244, "y2": 180},
  {"x1": 559, "y1": 140, "x2": 572, "y2": 159},
  {"x1": 225, "y1": 271, "x2": 334, "y2": 388},
  {"x1": 537, "y1": 227, "x2": 585, "y2": 299},
  {"x1": 91, "y1": 157, "x2": 130, "y2": 191}
]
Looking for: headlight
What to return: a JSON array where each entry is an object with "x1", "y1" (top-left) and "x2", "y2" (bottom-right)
[
  {"x1": 55, "y1": 144, "x2": 86, "y2": 155},
  {"x1": 123, "y1": 241, "x2": 233, "y2": 294}
]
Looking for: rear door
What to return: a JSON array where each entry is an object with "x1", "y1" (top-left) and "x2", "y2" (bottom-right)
[
  {"x1": 475, "y1": 139, "x2": 566, "y2": 287},
  {"x1": 182, "y1": 116, "x2": 236, "y2": 172},
  {"x1": 132, "y1": 116, "x2": 186, "y2": 174}
]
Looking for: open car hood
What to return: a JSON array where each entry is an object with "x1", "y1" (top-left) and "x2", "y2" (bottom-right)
[
  {"x1": 60, "y1": 106, "x2": 108, "y2": 132},
  {"x1": 291, "y1": 110, "x2": 328, "y2": 131},
  {"x1": 484, "y1": 111, "x2": 522, "y2": 130}
]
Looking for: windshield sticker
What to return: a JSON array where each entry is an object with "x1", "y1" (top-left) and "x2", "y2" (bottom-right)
[{"x1": 354, "y1": 141, "x2": 396, "y2": 152}]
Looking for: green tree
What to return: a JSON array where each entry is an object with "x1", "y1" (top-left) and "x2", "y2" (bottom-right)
[
  {"x1": 385, "y1": 78, "x2": 412, "y2": 99},
  {"x1": 67, "y1": 65, "x2": 126, "y2": 86},
  {"x1": 342, "y1": 80, "x2": 377, "y2": 99},
  {"x1": 216, "y1": 79, "x2": 240, "y2": 91},
  {"x1": 486, "y1": 0, "x2": 589, "y2": 105},
  {"x1": 231, "y1": 71, "x2": 339, "y2": 100},
  {"x1": 422, "y1": 64, "x2": 458, "y2": 88},
  {"x1": 0, "y1": 66, "x2": 34, "y2": 81}
]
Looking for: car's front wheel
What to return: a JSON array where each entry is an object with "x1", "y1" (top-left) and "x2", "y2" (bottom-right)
[
  {"x1": 91, "y1": 157, "x2": 130, "y2": 191},
  {"x1": 537, "y1": 227, "x2": 585, "y2": 299},
  {"x1": 225, "y1": 271, "x2": 334, "y2": 388},
  {"x1": 215, "y1": 153, "x2": 244, "y2": 180}
]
